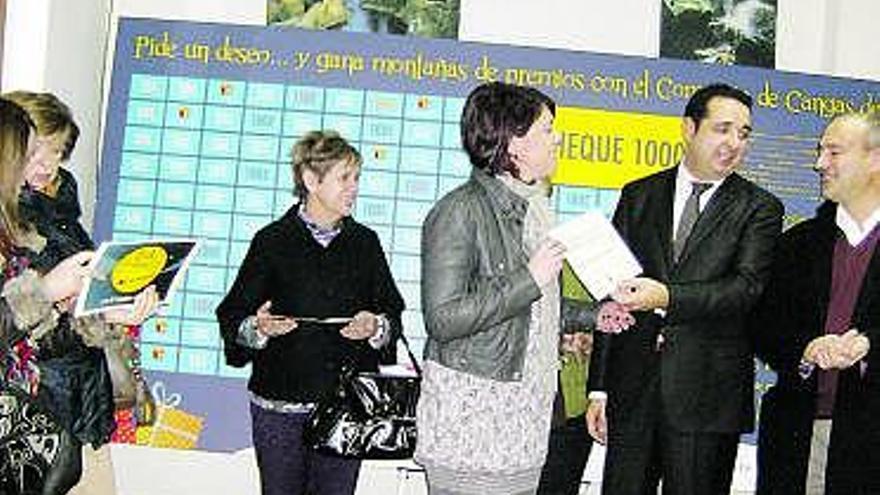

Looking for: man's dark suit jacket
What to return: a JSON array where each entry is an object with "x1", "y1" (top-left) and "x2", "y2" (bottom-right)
[
  {"x1": 589, "y1": 166, "x2": 783, "y2": 435},
  {"x1": 754, "y1": 202, "x2": 880, "y2": 494}
]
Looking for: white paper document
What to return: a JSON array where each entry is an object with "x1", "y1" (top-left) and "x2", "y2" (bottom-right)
[{"x1": 548, "y1": 211, "x2": 642, "y2": 300}]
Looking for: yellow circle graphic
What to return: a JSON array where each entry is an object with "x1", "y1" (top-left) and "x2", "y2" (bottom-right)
[{"x1": 111, "y1": 246, "x2": 168, "y2": 294}]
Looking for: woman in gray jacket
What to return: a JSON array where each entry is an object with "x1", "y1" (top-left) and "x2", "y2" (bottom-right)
[{"x1": 415, "y1": 82, "x2": 601, "y2": 495}]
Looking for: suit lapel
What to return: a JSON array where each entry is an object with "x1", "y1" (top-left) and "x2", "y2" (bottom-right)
[
  {"x1": 651, "y1": 168, "x2": 676, "y2": 278},
  {"x1": 853, "y1": 226, "x2": 880, "y2": 330},
  {"x1": 675, "y1": 174, "x2": 742, "y2": 266},
  {"x1": 813, "y1": 215, "x2": 836, "y2": 334}
]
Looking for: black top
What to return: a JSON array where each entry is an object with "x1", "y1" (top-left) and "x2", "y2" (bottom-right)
[
  {"x1": 20, "y1": 168, "x2": 96, "y2": 360},
  {"x1": 20, "y1": 168, "x2": 94, "y2": 273},
  {"x1": 216, "y1": 204, "x2": 405, "y2": 403}
]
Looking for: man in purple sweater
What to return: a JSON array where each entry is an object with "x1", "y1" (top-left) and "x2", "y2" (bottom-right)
[{"x1": 753, "y1": 111, "x2": 880, "y2": 494}]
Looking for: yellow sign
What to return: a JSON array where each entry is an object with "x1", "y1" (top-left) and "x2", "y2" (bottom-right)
[
  {"x1": 553, "y1": 107, "x2": 685, "y2": 189},
  {"x1": 111, "y1": 246, "x2": 168, "y2": 294}
]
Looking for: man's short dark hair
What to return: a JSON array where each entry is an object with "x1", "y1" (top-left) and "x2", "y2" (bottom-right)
[
  {"x1": 460, "y1": 82, "x2": 555, "y2": 176},
  {"x1": 684, "y1": 83, "x2": 752, "y2": 128}
]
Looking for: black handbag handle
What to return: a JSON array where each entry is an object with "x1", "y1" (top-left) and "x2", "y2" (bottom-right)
[{"x1": 396, "y1": 331, "x2": 422, "y2": 378}]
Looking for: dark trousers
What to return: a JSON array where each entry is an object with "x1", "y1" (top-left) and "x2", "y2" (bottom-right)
[
  {"x1": 251, "y1": 404, "x2": 361, "y2": 495},
  {"x1": 537, "y1": 414, "x2": 593, "y2": 495},
  {"x1": 602, "y1": 393, "x2": 739, "y2": 495}
]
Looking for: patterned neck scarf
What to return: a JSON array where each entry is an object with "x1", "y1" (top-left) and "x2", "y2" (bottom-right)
[
  {"x1": 497, "y1": 176, "x2": 554, "y2": 255},
  {"x1": 298, "y1": 206, "x2": 342, "y2": 248},
  {"x1": 497, "y1": 174, "x2": 560, "y2": 380}
]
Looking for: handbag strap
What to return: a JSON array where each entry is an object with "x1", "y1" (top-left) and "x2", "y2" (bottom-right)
[{"x1": 397, "y1": 331, "x2": 422, "y2": 377}]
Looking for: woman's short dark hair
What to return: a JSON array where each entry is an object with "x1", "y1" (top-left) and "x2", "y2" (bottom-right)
[{"x1": 460, "y1": 82, "x2": 555, "y2": 176}]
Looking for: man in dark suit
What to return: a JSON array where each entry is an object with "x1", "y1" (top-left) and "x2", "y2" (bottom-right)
[
  {"x1": 753, "y1": 111, "x2": 880, "y2": 494},
  {"x1": 585, "y1": 83, "x2": 784, "y2": 494}
]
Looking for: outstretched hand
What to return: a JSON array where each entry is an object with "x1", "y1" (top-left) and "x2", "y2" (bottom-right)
[
  {"x1": 613, "y1": 277, "x2": 669, "y2": 312},
  {"x1": 596, "y1": 300, "x2": 636, "y2": 334}
]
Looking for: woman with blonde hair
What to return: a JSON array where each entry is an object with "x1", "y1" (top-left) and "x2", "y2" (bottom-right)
[{"x1": 217, "y1": 130, "x2": 404, "y2": 495}]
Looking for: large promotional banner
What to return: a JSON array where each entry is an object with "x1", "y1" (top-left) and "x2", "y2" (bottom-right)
[{"x1": 98, "y1": 17, "x2": 880, "y2": 452}]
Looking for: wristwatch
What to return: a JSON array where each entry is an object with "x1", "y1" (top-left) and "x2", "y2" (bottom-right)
[{"x1": 798, "y1": 359, "x2": 816, "y2": 380}]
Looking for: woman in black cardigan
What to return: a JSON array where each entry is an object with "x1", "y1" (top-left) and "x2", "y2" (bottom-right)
[{"x1": 216, "y1": 130, "x2": 404, "y2": 495}]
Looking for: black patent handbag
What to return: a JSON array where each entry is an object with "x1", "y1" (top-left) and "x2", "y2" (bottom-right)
[{"x1": 303, "y1": 333, "x2": 421, "y2": 459}]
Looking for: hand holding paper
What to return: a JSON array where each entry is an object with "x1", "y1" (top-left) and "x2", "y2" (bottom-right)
[
  {"x1": 340, "y1": 310, "x2": 379, "y2": 340},
  {"x1": 255, "y1": 300, "x2": 297, "y2": 337},
  {"x1": 528, "y1": 238, "x2": 566, "y2": 287},
  {"x1": 74, "y1": 239, "x2": 199, "y2": 317},
  {"x1": 104, "y1": 285, "x2": 160, "y2": 326},
  {"x1": 548, "y1": 211, "x2": 642, "y2": 300}
]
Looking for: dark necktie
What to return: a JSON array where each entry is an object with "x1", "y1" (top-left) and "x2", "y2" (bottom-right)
[{"x1": 673, "y1": 182, "x2": 711, "y2": 263}]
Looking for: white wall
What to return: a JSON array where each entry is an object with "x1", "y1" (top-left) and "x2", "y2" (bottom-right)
[
  {"x1": 45, "y1": 0, "x2": 111, "y2": 228},
  {"x1": 111, "y1": 0, "x2": 264, "y2": 25},
  {"x1": 3, "y1": 0, "x2": 111, "y2": 228},
  {"x1": 1, "y1": 0, "x2": 50, "y2": 91},
  {"x1": 828, "y1": 0, "x2": 880, "y2": 82},
  {"x1": 459, "y1": 0, "x2": 661, "y2": 57},
  {"x1": 774, "y1": 0, "x2": 828, "y2": 75}
]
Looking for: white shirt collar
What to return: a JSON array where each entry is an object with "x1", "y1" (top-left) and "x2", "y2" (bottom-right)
[
  {"x1": 671, "y1": 163, "x2": 726, "y2": 238},
  {"x1": 835, "y1": 205, "x2": 880, "y2": 246},
  {"x1": 676, "y1": 163, "x2": 725, "y2": 192}
]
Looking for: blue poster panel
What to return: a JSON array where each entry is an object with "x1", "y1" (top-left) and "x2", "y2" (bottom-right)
[{"x1": 98, "y1": 18, "x2": 880, "y2": 451}]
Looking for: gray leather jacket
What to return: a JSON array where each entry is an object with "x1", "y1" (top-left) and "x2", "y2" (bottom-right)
[{"x1": 421, "y1": 168, "x2": 595, "y2": 381}]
